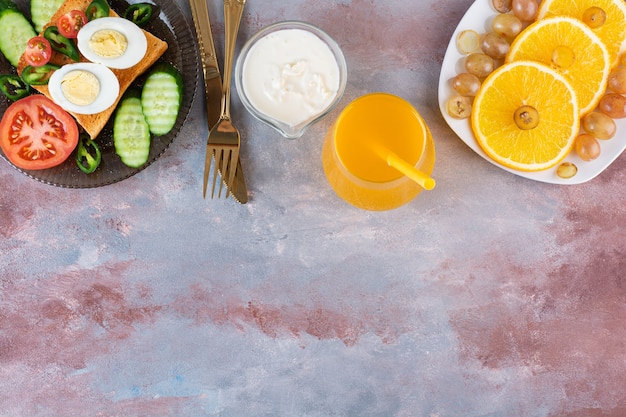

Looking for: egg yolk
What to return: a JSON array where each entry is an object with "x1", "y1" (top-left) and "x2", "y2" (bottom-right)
[
  {"x1": 89, "y1": 29, "x2": 128, "y2": 58},
  {"x1": 60, "y1": 70, "x2": 100, "y2": 106}
]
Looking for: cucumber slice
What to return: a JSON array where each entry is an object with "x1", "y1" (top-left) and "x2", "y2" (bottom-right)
[
  {"x1": 31, "y1": 0, "x2": 64, "y2": 33},
  {"x1": 0, "y1": 4, "x2": 36, "y2": 67},
  {"x1": 141, "y1": 62, "x2": 183, "y2": 135},
  {"x1": 114, "y1": 91, "x2": 151, "y2": 168}
]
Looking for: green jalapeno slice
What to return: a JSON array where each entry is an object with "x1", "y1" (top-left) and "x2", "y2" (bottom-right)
[
  {"x1": 43, "y1": 26, "x2": 80, "y2": 61},
  {"x1": 21, "y1": 64, "x2": 60, "y2": 85},
  {"x1": 86, "y1": 0, "x2": 110, "y2": 20},
  {"x1": 0, "y1": 74, "x2": 31, "y2": 101},
  {"x1": 75, "y1": 134, "x2": 102, "y2": 174},
  {"x1": 124, "y1": 3, "x2": 157, "y2": 27}
]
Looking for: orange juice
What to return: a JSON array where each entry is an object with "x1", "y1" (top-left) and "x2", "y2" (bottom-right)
[{"x1": 322, "y1": 93, "x2": 435, "y2": 210}]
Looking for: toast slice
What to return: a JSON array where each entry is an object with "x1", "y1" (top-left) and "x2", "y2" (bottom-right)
[{"x1": 17, "y1": 0, "x2": 168, "y2": 138}]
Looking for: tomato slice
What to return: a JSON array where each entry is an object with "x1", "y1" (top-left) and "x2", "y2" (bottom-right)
[
  {"x1": 58, "y1": 10, "x2": 89, "y2": 38},
  {"x1": 24, "y1": 36, "x2": 52, "y2": 67},
  {"x1": 0, "y1": 95, "x2": 79, "y2": 170}
]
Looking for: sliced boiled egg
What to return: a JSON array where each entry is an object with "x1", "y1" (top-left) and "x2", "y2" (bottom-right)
[
  {"x1": 77, "y1": 17, "x2": 147, "y2": 69},
  {"x1": 48, "y1": 62, "x2": 120, "y2": 114}
]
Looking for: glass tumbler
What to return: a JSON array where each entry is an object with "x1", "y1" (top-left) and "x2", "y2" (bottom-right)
[{"x1": 322, "y1": 93, "x2": 436, "y2": 211}]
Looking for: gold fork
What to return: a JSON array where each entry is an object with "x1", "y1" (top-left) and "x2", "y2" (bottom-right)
[{"x1": 205, "y1": 0, "x2": 246, "y2": 198}]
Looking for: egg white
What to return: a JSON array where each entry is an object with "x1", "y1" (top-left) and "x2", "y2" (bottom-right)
[
  {"x1": 48, "y1": 62, "x2": 120, "y2": 114},
  {"x1": 77, "y1": 17, "x2": 148, "y2": 69}
]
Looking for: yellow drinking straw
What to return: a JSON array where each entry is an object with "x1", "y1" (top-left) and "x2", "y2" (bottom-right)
[
  {"x1": 369, "y1": 141, "x2": 436, "y2": 191},
  {"x1": 385, "y1": 150, "x2": 436, "y2": 191}
]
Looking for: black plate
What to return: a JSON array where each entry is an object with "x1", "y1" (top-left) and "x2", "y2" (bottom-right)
[{"x1": 0, "y1": 0, "x2": 199, "y2": 188}]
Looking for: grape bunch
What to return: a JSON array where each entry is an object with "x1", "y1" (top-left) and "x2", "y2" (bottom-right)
[
  {"x1": 447, "y1": 0, "x2": 537, "y2": 120},
  {"x1": 558, "y1": 62, "x2": 624, "y2": 172},
  {"x1": 447, "y1": 0, "x2": 625, "y2": 180},
  {"x1": 555, "y1": 48, "x2": 626, "y2": 177}
]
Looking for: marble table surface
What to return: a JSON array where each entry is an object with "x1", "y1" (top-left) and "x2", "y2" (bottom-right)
[{"x1": 2, "y1": 0, "x2": 626, "y2": 416}]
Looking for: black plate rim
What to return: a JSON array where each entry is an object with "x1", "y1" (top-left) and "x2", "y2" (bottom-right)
[{"x1": 0, "y1": 0, "x2": 200, "y2": 188}]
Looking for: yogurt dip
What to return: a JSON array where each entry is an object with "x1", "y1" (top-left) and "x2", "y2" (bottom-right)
[{"x1": 240, "y1": 27, "x2": 342, "y2": 128}]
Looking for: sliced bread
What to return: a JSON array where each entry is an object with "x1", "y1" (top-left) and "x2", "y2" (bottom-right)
[{"x1": 17, "y1": 0, "x2": 168, "y2": 138}]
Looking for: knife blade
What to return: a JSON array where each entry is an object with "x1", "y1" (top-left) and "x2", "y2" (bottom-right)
[{"x1": 189, "y1": 0, "x2": 248, "y2": 204}]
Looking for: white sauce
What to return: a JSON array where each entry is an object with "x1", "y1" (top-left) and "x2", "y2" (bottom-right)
[{"x1": 241, "y1": 28, "x2": 341, "y2": 127}]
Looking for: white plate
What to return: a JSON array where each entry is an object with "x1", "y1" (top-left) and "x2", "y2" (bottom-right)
[{"x1": 437, "y1": 0, "x2": 626, "y2": 184}]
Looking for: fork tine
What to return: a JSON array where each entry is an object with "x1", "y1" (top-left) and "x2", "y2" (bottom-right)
[
  {"x1": 218, "y1": 167, "x2": 225, "y2": 198},
  {"x1": 226, "y1": 150, "x2": 238, "y2": 199},
  {"x1": 217, "y1": 148, "x2": 224, "y2": 198},
  {"x1": 229, "y1": 159, "x2": 238, "y2": 196},
  {"x1": 211, "y1": 149, "x2": 221, "y2": 199},
  {"x1": 203, "y1": 146, "x2": 213, "y2": 198},
  {"x1": 219, "y1": 149, "x2": 232, "y2": 198}
]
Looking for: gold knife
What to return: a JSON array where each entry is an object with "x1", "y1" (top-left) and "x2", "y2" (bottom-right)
[{"x1": 189, "y1": 0, "x2": 248, "y2": 204}]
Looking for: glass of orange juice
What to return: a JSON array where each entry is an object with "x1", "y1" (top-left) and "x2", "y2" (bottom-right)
[{"x1": 322, "y1": 93, "x2": 436, "y2": 211}]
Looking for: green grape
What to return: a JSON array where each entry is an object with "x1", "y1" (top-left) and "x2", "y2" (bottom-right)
[
  {"x1": 480, "y1": 32, "x2": 510, "y2": 59},
  {"x1": 551, "y1": 46, "x2": 575, "y2": 70},
  {"x1": 608, "y1": 67, "x2": 626, "y2": 94},
  {"x1": 492, "y1": 13, "x2": 523, "y2": 38},
  {"x1": 457, "y1": 30, "x2": 480, "y2": 54},
  {"x1": 582, "y1": 6, "x2": 607, "y2": 29},
  {"x1": 513, "y1": 105, "x2": 539, "y2": 130},
  {"x1": 446, "y1": 95, "x2": 473, "y2": 119},
  {"x1": 575, "y1": 133, "x2": 601, "y2": 161},
  {"x1": 492, "y1": 0, "x2": 512, "y2": 13},
  {"x1": 556, "y1": 162, "x2": 578, "y2": 179},
  {"x1": 512, "y1": 0, "x2": 538, "y2": 21},
  {"x1": 451, "y1": 73, "x2": 481, "y2": 96},
  {"x1": 599, "y1": 93, "x2": 626, "y2": 118},
  {"x1": 582, "y1": 111, "x2": 616, "y2": 139},
  {"x1": 464, "y1": 53, "x2": 494, "y2": 77}
]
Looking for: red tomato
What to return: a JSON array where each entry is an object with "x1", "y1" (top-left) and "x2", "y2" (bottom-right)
[
  {"x1": 0, "y1": 95, "x2": 79, "y2": 170},
  {"x1": 24, "y1": 36, "x2": 52, "y2": 67},
  {"x1": 57, "y1": 10, "x2": 89, "y2": 38}
]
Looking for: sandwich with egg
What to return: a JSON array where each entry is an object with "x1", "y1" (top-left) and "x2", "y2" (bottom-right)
[{"x1": 16, "y1": 0, "x2": 168, "y2": 139}]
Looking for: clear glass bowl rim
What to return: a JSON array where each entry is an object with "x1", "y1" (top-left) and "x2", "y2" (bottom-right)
[{"x1": 234, "y1": 20, "x2": 348, "y2": 139}]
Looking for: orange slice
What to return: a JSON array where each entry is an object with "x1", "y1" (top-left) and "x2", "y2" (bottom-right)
[
  {"x1": 537, "y1": 0, "x2": 626, "y2": 68},
  {"x1": 471, "y1": 61, "x2": 579, "y2": 172},
  {"x1": 506, "y1": 16, "x2": 610, "y2": 116}
]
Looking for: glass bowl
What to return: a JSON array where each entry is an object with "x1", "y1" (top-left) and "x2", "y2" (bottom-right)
[{"x1": 235, "y1": 21, "x2": 347, "y2": 139}]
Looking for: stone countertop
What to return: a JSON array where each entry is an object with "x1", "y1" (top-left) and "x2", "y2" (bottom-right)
[{"x1": 2, "y1": 0, "x2": 625, "y2": 416}]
